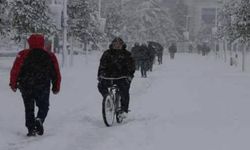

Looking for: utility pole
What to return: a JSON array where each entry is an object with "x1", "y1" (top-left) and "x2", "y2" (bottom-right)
[
  {"x1": 70, "y1": 35, "x2": 74, "y2": 66},
  {"x1": 51, "y1": 0, "x2": 55, "y2": 54},
  {"x1": 242, "y1": 20, "x2": 247, "y2": 72},
  {"x1": 242, "y1": 39, "x2": 246, "y2": 72},
  {"x1": 240, "y1": 8, "x2": 248, "y2": 72},
  {"x1": 186, "y1": 15, "x2": 189, "y2": 31},
  {"x1": 62, "y1": 0, "x2": 68, "y2": 67},
  {"x1": 99, "y1": 0, "x2": 102, "y2": 18}
]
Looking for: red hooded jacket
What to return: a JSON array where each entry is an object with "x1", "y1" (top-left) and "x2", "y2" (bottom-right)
[{"x1": 9, "y1": 34, "x2": 61, "y2": 93}]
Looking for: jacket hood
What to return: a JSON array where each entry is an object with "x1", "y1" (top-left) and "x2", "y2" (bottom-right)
[
  {"x1": 28, "y1": 34, "x2": 45, "y2": 49},
  {"x1": 109, "y1": 37, "x2": 127, "y2": 50}
]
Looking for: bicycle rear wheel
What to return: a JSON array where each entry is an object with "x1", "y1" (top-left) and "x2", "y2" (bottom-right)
[{"x1": 102, "y1": 95, "x2": 115, "y2": 127}]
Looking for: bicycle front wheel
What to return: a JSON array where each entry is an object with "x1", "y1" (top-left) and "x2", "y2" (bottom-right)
[
  {"x1": 102, "y1": 95, "x2": 115, "y2": 127},
  {"x1": 115, "y1": 94, "x2": 123, "y2": 124}
]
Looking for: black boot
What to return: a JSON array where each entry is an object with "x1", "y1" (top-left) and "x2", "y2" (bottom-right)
[
  {"x1": 35, "y1": 118, "x2": 44, "y2": 135},
  {"x1": 27, "y1": 128, "x2": 36, "y2": 137}
]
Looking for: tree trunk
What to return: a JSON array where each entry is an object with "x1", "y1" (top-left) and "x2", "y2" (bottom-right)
[
  {"x1": 84, "y1": 41, "x2": 88, "y2": 64},
  {"x1": 242, "y1": 43, "x2": 246, "y2": 72},
  {"x1": 70, "y1": 36, "x2": 74, "y2": 67}
]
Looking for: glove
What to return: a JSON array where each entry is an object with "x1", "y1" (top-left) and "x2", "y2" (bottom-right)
[
  {"x1": 128, "y1": 77, "x2": 132, "y2": 82},
  {"x1": 9, "y1": 83, "x2": 17, "y2": 92},
  {"x1": 52, "y1": 85, "x2": 59, "y2": 95},
  {"x1": 97, "y1": 76, "x2": 102, "y2": 82},
  {"x1": 11, "y1": 86, "x2": 17, "y2": 92},
  {"x1": 126, "y1": 76, "x2": 132, "y2": 84},
  {"x1": 53, "y1": 90, "x2": 59, "y2": 95}
]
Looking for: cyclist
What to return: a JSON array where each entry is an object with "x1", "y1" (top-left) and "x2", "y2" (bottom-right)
[{"x1": 97, "y1": 37, "x2": 135, "y2": 118}]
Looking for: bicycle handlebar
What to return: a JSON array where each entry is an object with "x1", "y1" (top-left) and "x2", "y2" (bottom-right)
[{"x1": 99, "y1": 76, "x2": 128, "y2": 80}]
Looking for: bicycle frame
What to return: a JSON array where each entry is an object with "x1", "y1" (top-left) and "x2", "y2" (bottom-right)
[
  {"x1": 100, "y1": 76, "x2": 127, "y2": 126},
  {"x1": 109, "y1": 84, "x2": 121, "y2": 113}
]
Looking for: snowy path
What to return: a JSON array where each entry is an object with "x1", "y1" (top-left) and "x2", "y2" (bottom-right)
[{"x1": 1, "y1": 53, "x2": 250, "y2": 150}]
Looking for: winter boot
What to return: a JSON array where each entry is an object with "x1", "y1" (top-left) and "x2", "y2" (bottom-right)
[
  {"x1": 27, "y1": 128, "x2": 36, "y2": 137},
  {"x1": 35, "y1": 118, "x2": 44, "y2": 135},
  {"x1": 119, "y1": 112, "x2": 128, "y2": 119}
]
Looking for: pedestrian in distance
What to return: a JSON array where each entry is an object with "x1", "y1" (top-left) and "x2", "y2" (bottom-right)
[
  {"x1": 138, "y1": 43, "x2": 150, "y2": 78},
  {"x1": 148, "y1": 41, "x2": 164, "y2": 65},
  {"x1": 147, "y1": 43, "x2": 156, "y2": 72},
  {"x1": 131, "y1": 42, "x2": 141, "y2": 71},
  {"x1": 169, "y1": 42, "x2": 177, "y2": 59},
  {"x1": 156, "y1": 44, "x2": 164, "y2": 65}
]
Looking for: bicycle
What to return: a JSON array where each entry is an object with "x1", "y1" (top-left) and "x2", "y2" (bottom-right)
[{"x1": 99, "y1": 76, "x2": 128, "y2": 127}]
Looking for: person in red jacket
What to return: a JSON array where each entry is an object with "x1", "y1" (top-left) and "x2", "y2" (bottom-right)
[{"x1": 9, "y1": 34, "x2": 61, "y2": 136}]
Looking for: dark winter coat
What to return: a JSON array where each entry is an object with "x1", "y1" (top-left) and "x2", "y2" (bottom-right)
[
  {"x1": 147, "y1": 45, "x2": 156, "y2": 61},
  {"x1": 131, "y1": 45, "x2": 141, "y2": 60},
  {"x1": 98, "y1": 48, "x2": 135, "y2": 78},
  {"x1": 148, "y1": 41, "x2": 163, "y2": 55},
  {"x1": 157, "y1": 44, "x2": 164, "y2": 55},
  {"x1": 10, "y1": 34, "x2": 61, "y2": 93},
  {"x1": 137, "y1": 45, "x2": 151, "y2": 61}
]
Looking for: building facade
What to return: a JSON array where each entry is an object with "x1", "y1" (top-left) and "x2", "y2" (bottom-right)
[{"x1": 186, "y1": 0, "x2": 226, "y2": 36}]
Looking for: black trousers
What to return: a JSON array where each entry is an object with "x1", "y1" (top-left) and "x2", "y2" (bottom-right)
[
  {"x1": 158, "y1": 54, "x2": 163, "y2": 64},
  {"x1": 98, "y1": 79, "x2": 130, "y2": 113},
  {"x1": 139, "y1": 60, "x2": 148, "y2": 77},
  {"x1": 21, "y1": 88, "x2": 50, "y2": 130},
  {"x1": 135, "y1": 59, "x2": 140, "y2": 71},
  {"x1": 170, "y1": 53, "x2": 175, "y2": 59},
  {"x1": 149, "y1": 58, "x2": 154, "y2": 72}
]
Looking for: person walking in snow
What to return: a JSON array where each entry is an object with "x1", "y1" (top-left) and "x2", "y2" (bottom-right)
[
  {"x1": 139, "y1": 43, "x2": 151, "y2": 78},
  {"x1": 97, "y1": 37, "x2": 135, "y2": 118},
  {"x1": 156, "y1": 43, "x2": 164, "y2": 65},
  {"x1": 9, "y1": 34, "x2": 61, "y2": 136},
  {"x1": 131, "y1": 42, "x2": 141, "y2": 70},
  {"x1": 168, "y1": 43, "x2": 177, "y2": 59},
  {"x1": 148, "y1": 41, "x2": 164, "y2": 65},
  {"x1": 147, "y1": 43, "x2": 156, "y2": 72}
]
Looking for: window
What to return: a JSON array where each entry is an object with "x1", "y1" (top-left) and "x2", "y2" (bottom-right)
[{"x1": 201, "y1": 8, "x2": 216, "y2": 25}]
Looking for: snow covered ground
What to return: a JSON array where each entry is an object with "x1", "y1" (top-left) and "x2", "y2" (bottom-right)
[{"x1": 1, "y1": 52, "x2": 250, "y2": 150}]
